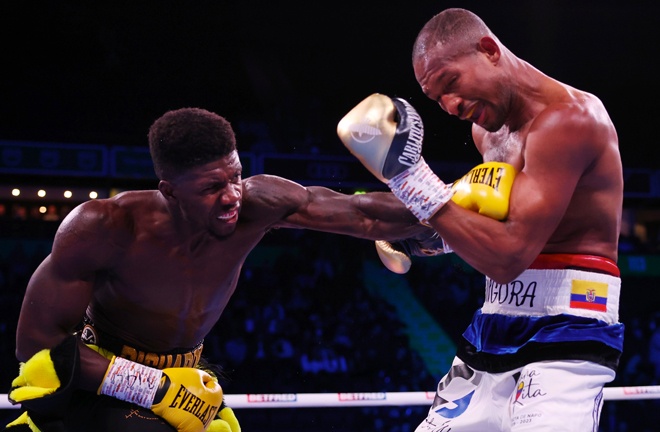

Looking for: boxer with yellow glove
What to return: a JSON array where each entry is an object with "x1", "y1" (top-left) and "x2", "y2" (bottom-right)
[
  {"x1": 337, "y1": 93, "x2": 516, "y2": 273},
  {"x1": 8, "y1": 336, "x2": 225, "y2": 432}
]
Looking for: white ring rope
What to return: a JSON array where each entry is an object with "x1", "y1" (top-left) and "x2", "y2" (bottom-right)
[{"x1": 1, "y1": 386, "x2": 659, "y2": 410}]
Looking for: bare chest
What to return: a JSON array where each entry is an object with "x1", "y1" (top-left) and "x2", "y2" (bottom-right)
[
  {"x1": 480, "y1": 128, "x2": 527, "y2": 169},
  {"x1": 94, "y1": 230, "x2": 261, "y2": 321}
]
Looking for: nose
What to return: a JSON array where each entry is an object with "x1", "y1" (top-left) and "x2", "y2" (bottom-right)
[
  {"x1": 439, "y1": 94, "x2": 462, "y2": 117},
  {"x1": 221, "y1": 184, "x2": 241, "y2": 205}
]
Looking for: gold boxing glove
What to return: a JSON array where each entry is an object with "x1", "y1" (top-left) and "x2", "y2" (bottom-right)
[
  {"x1": 451, "y1": 161, "x2": 516, "y2": 221},
  {"x1": 338, "y1": 93, "x2": 454, "y2": 223},
  {"x1": 375, "y1": 228, "x2": 447, "y2": 274}
]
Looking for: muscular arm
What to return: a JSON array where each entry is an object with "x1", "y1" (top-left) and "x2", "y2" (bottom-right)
[
  {"x1": 16, "y1": 199, "x2": 129, "y2": 391},
  {"x1": 244, "y1": 175, "x2": 425, "y2": 240},
  {"x1": 428, "y1": 105, "x2": 619, "y2": 282}
]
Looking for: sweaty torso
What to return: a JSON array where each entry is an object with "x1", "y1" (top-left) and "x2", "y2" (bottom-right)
[
  {"x1": 87, "y1": 183, "x2": 279, "y2": 352},
  {"x1": 477, "y1": 88, "x2": 622, "y2": 261}
]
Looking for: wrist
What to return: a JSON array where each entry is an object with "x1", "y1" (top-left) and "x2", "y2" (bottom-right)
[
  {"x1": 99, "y1": 356, "x2": 162, "y2": 408},
  {"x1": 387, "y1": 158, "x2": 454, "y2": 223}
]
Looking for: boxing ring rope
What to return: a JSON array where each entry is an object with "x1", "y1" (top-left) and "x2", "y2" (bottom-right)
[{"x1": 1, "y1": 386, "x2": 659, "y2": 410}]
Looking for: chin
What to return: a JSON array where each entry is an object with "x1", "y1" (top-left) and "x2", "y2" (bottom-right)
[{"x1": 211, "y1": 221, "x2": 238, "y2": 238}]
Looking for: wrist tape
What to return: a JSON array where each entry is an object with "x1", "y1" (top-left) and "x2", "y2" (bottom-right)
[
  {"x1": 99, "y1": 357, "x2": 162, "y2": 408},
  {"x1": 388, "y1": 159, "x2": 453, "y2": 223}
]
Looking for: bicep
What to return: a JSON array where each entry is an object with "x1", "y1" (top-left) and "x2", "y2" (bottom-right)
[
  {"x1": 507, "y1": 118, "x2": 595, "y2": 253},
  {"x1": 16, "y1": 203, "x2": 124, "y2": 359},
  {"x1": 16, "y1": 255, "x2": 95, "y2": 357}
]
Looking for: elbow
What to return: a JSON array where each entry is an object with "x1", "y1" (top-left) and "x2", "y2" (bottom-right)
[
  {"x1": 15, "y1": 334, "x2": 56, "y2": 362},
  {"x1": 15, "y1": 345, "x2": 33, "y2": 363},
  {"x1": 484, "y1": 252, "x2": 531, "y2": 284},
  {"x1": 487, "y1": 270, "x2": 524, "y2": 285}
]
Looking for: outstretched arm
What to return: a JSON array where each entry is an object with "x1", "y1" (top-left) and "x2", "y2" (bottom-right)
[{"x1": 243, "y1": 174, "x2": 426, "y2": 240}]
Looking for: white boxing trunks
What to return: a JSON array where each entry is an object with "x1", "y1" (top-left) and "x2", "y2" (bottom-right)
[
  {"x1": 414, "y1": 357, "x2": 614, "y2": 432},
  {"x1": 416, "y1": 254, "x2": 623, "y2": 431}
]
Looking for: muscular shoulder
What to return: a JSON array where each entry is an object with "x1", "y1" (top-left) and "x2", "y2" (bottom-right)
[
  {"x1": 525, "y1": 92, "x2": 617, "y2": 169},
  {"x1": 53, "y1": 190, "x2": 159, "y2": 261},
  {"x1": 533, "y1": 92, "x2": 615, "y2": 149}
]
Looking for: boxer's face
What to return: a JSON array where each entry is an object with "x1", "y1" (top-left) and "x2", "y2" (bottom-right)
[
  {"x1": 415, "y1": 43, "x2": 508, "y2": 132},
  {"x1": 162, "y1": 151, "x2": 243, "y2": 238}
]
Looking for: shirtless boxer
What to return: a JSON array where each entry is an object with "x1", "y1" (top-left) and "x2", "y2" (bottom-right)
[
  {"x1": 5, "y1": 107, "x2": 443, "y2": 432},
  {"x1": 339, "y1": 8, "x2": 624, "y2": 431}
]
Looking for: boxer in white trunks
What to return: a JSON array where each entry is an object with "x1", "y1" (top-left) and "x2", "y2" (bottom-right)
[{"x1": 339, "y1": 7, "x2": 623, "y2": 431}]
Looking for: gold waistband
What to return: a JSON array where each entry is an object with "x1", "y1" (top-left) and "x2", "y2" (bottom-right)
[
  {"x1": 80, "y1": 320, "x2": 204, "y2": 369},
  {"x1": 120, "y1": 343, "x2": 204, "y2": 369},
  {"x1": 87, "y1": 342, "x2": 204, "y2": 369}
]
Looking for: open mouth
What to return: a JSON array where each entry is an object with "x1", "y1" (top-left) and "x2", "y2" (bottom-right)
[
  {"x1": 463, "y1": 103, "x2": 485, "y2": 127},
  {"x1": 217, "y1": 208, "x2": 238, "y2": 222}
]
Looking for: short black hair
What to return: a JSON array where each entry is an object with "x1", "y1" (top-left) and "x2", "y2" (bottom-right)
[{"x1": 148, "y1": 107, "x2": 237, "y2": 179}]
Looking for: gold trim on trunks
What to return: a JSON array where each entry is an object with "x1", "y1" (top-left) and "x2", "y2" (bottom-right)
[{"x1": 119, "y1": 343, "x2": 204, "y2": 369}]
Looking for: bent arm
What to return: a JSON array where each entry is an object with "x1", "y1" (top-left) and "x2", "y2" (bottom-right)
[
  {"x1": 16, "y1": 200, "x2": 127, "y2": 391},
  {"x1": 429, "y1": 108, "x2": 608, "y2": 282}
]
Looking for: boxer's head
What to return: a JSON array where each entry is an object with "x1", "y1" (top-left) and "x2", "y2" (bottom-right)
[
  {"x1": 148, "y1": 107, "x2": 237, "y2": 181},
  {"x1": 150, "y1": 108, "x2": 243, "y2": 238}
]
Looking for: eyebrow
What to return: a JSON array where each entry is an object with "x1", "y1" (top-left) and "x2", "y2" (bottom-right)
[{"x1": 426, "y1": 67, "x2": 452, "y2": 96}]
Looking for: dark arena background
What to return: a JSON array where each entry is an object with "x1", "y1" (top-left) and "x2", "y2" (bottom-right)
[{"x1": 1, "y1": 1, "x2": 659, "y2": 430}]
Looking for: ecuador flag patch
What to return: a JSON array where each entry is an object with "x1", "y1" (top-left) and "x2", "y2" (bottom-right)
[{"x1": 569, "y1": 279, "x2": 608, "y2": 312}]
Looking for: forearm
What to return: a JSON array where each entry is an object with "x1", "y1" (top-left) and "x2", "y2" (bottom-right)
[
  {"x1": 429, "y1": 204, "x2": 539, "y2": 282},
  {"x1": 353, "y1": 192, "x2": 428, "y2": 240},
  {"x1": 78, "y1": 342, "x2": 112, "y2": 392},
  {"x1": 16, "y1": 329, "x2": 110, "y2": 393}
]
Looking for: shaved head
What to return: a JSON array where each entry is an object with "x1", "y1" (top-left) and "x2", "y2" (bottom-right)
[{"x1": 413, "y1": 8, "x2": 494, "y2": 64}]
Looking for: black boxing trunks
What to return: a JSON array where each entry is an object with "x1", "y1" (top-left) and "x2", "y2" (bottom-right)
[
  {"x1": 79, "y1": 314, "x2": 203, "y2": 369},
  {"x1": 42, "y1": 316, "x2": 209, "y2": 431}
]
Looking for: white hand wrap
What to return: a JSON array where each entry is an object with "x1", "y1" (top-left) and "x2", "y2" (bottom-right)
[
  {"x1": 387, "y1": 159, "x2": 454, "y2": 223},
  {"x1": 99, "y1": 356, "x2": 162, "y2": 408}
]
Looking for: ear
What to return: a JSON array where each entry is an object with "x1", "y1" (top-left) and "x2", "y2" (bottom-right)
[
  {"x1": 158, "y1": 180, "x2": 177, "y2": 203},
  {"x1": 477, "y1": 36, "x2": 501, "y2": 64}
]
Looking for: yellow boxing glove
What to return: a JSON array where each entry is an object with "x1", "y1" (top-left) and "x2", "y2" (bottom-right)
[
  {"x1": 375, "y1": 161, "x2": 516, "y2": 272},
  {"x1": 207, "y1": 403, "x2": 241, "y2": 432},
  {"x1": 451, "y1": 161, "x2": 516, "y2": 220},
  {"x1": 99, "y1": 357, "x2": 223, "y2": 432},
  {"x1": 5, "y1": 411, "x2": 42, "y2": 432},
  {"x1": 9, "y1": 350, "x2": 61, "y2": 403},
  {"x1": 7, "y1": 336, "x2": 80, "y2": 431}
]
